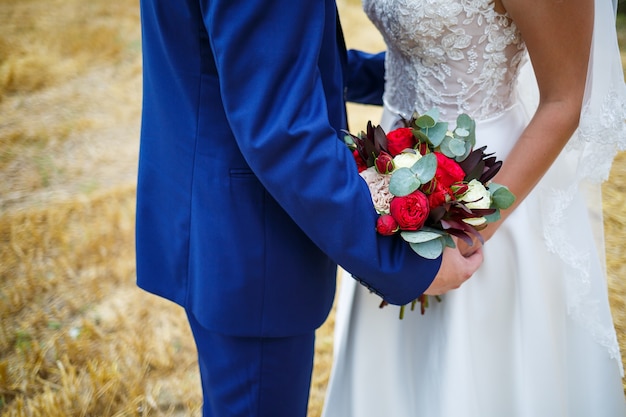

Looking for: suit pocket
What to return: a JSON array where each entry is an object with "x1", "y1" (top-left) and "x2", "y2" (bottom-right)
[{"x1": 229, "y1": 168, "x2": 255, "y2": 178}]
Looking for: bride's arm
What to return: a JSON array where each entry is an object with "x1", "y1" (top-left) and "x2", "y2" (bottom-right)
[{"x1": 474, "y1": 0, "x2": 594, "y2": 245}]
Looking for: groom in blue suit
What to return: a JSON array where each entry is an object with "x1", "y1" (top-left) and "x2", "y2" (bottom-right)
[{"x1": 136, "y1": 0, "x2": 483, "y2": 415}]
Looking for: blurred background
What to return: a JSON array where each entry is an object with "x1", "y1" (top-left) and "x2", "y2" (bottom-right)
[{"x1": 0, "y1": 0, "x2": 624, "y2": 416}]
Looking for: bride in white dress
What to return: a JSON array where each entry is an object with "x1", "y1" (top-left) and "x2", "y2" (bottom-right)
[{"x1": 323, "y1": 0, "x2": 626, "y2": 416}]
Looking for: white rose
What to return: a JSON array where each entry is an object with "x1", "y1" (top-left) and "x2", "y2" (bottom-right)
[
  {"x1": 460, "y1": 179, "x2": 491, "y2": 226},
  {"x1": 392, "y1": 151, "x2": 422, "y2": 169}
]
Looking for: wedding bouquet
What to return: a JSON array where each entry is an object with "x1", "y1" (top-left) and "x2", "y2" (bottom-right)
[{"x1": 345, "y1": 108, "x2": 515, "y2": 316}]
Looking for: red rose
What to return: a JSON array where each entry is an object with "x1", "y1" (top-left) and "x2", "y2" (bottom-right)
[
  {"x1": 389, "y1": 190, "x2": 430, "y2": 231},
  {"x1": 386, "y1": 128, "x2": 416, "y2": 156},
  {"x1": 434, "y1": 152, "x2": 465, "y2": 188},
  {"x1": 424, "y1": 180, "x2": 449, "y2": 208},
  {"x1": 375, "y1": 151, "x2": 394, "y2": 174},
  {"x1": 353, "y1": 149, "x2": 368, "y2": 173},
  {"x1": 376, "y1": 214, "x2": 399, "y2": 236}
]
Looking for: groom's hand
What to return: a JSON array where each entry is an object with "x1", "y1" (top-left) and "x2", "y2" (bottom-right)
[{"x1": 423, "y1": 246, "x2": 483, "y2": 295}]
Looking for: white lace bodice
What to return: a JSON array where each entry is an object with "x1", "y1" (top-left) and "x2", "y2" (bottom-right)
[{"x1": 364, "y1": 0, "x2": 526, "y2": 120}]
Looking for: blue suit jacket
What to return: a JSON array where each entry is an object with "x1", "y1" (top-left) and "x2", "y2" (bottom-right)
[{"x1": 136, "y1": 0, "x2": 442, "y2": 337}]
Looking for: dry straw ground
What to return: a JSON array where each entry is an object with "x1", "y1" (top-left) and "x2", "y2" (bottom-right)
[{"x1": 0, "y1": 0, "x2": 624, "y2": 416}]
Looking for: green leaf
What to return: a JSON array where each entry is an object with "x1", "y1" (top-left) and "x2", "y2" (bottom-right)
[
  {"x1": 416, "y1": 114, "x2": 436, "y2": 129},
  {"x1": 389, "y1": 167, "x2": 421, "y2": 196},
  {"x1": 416, "y1": 108, "x2": 440, "y2": 129},
  {"x1": 483, "y1": 210, "x2": 501, "y2": 223},
  {"x1": 456, "y1": 113, "x2": 474, "y2": 131},
  {"x1": 455, "y1": 114, "x2": 476, "y2": 150},
  {"x1": 489, "y1": 183, "x2": 515, "y2": 209},
  {"x1": 442, "y1": 233, "x2": 456, "y2": 248},
  {"x1": 410, "y1": 238, "x2": 444, "y2": 259},
  {"x1": 455, "y1": 127, "x2": 469, "y2": 138},
  {"x1": 424, "y1": 107, "x2": 440, "y2": 122},
  {"x1": 425, "y1": 122, "x2": 448, "y2": 147},
  {"x1": 447, "y1": 138, "x2": 466, "y2": 156},
  {"x1": 439, "y1": 136, "x2": 467, "y2": 159},
  {"x1": 439, "y1": 137, "x2": 456, "y2": 158},
  {"x1": 400, "y1": 230, "x2": 443, "y2": 243},
  {"x1": 413, "y1": 130, "x2": 430, "y2": 144},
  {"x1": 410, "y1": 152, "x2": 437, "y2": 183}
]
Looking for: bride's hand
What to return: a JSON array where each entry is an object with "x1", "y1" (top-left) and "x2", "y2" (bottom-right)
[
  {"x1": 423, "y1": 245, "x2": 483, "y2": 295},
  {"x1": 458, "y1": 223, "x2": 498, "y2": 257},
  {"x1": 457, "y1": 236, "x2": 483, "y2": 257}
]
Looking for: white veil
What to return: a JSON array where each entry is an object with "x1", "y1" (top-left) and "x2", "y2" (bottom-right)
[{"x1": 517, "y1": 0, "x2": 626, "y2": 374}]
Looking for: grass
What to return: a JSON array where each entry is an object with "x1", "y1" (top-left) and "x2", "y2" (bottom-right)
[{"x1": 0, "y1": 0, "x2": 625, "y2": 416}]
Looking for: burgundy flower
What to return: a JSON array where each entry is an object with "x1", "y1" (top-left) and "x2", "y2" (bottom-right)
[
  {"x1": 375, "y1": 151, "x2": 394, "y2": 174},
  {"x1": 416, "y1": 141, "x2": 429, "y2": 156}
]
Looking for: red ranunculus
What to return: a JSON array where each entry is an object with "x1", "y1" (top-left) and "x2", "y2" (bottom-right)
[
  {"x1": 434, "y1": 152, "x2": 465, "y2": 188},
  {"x1": 376, "y1": 214, "x2": 399, "y2": 236},
  {"x1": 386, "y1": 127, "x2": 416, "y2": 156},
  {"x1": 353, "y1": 149, "x2": 368, "y2": 172},
  {"x1": 389, "y1": 190, "x2": 430, "y2": 231}
]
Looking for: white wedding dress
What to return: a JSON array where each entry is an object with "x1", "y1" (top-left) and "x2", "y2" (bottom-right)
[{"x1": 323, "y1": 0, "x2": 626, "y2": 416}]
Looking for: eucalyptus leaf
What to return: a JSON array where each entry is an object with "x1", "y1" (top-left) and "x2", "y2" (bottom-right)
[
  {"x1": 389, "y1": 168, "x2": 421, "y2": 196},
  {"x1": 416, "y1": 114, "x2": 436, "y2": 129},
  {"x1": 410, "y1": 238, "x2": 444, "y2": 259},
  {"x1": 456, "y1": 113, "x2": 474, "y2": 131},
  {"x1": 442, "y1": 233, "x2": 456, "y2": 248},
  {"x1": 425, "y1": 122, "x2": 448, "y2": 147},
  {"x1": 413, "y1": 130, "x2": 430, "y2": 144},
  {"x1": 410, "y1": 152, "x2": 437, "y2": 183},
  {"x1": 490, "y1": 184, "x2": 515, "y2": 209},
  {"x1": 401, "y1": 230, "x2": 442, "y2": 243},
  {"x1": 454, "y1": 127, "x2": 469, "y2": 138},
  {"x1": 455, "y1": 113, "x2": 476, "y2": 150},
  {"x1": 424, "y1": 107, "x2": 440, "y2": 121},
  {"x1": 439, "y1": 137, "x2": 456, "y2": 159},
  {"x1": 447, "y1": 138, "x2": 466, "y2": 156},
  {"x1": 483, "y1": 210, "x2": 501, "y2": 223},
  {"x1": 455, "y1": 140, "x2": 473, "y2": 162}
]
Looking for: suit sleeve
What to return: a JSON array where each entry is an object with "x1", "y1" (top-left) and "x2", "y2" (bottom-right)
[
  {"x1": 345, "y1": 49, "x2": 386, "y2": 106},
  {"x1": 201, "y1": 0, "x2": 440, "y2": 305}
]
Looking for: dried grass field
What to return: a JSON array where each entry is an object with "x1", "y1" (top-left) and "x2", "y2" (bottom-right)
[{"x1": 0, "y1": 0, "x2": 625, "y2": 416}]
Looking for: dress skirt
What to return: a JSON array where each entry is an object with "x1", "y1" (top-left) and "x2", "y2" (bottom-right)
[{"x1": 322, "y1": 102, "x2": 626, "y2": 417}]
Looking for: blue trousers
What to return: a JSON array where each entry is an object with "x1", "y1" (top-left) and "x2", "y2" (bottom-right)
[{"x1": 187, "y1": 311, "x2": 316, "y2": 416}]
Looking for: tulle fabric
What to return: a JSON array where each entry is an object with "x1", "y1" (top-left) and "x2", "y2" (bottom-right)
[{"x1": 526, "y1": 0, "x2": 626, "y2": 366}]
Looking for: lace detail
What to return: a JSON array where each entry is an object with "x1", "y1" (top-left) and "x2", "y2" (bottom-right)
[
  {"x1": 575, "y1": 88, "x2": 626, "y2": 182},
  {"x1": 364, "y1": 0, "x2": 526, "y2": 120},
  {"x1": 541, "y1": 81, "x2": 626, "y2": 372}
]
